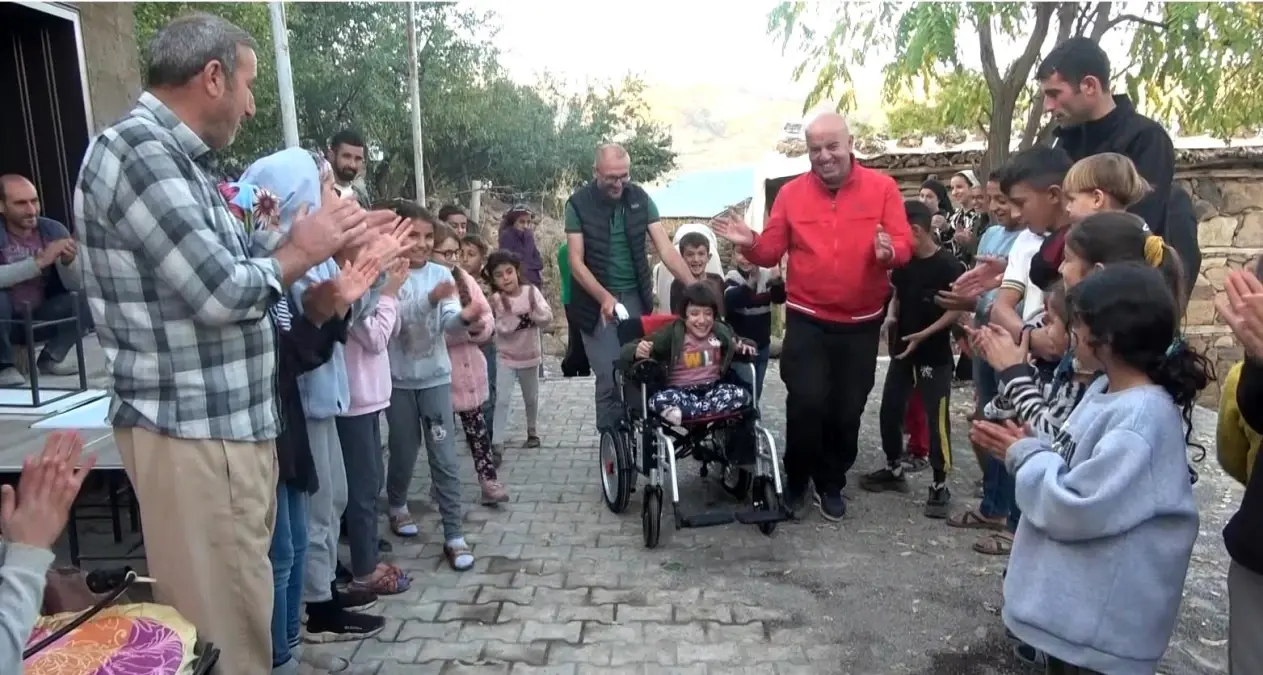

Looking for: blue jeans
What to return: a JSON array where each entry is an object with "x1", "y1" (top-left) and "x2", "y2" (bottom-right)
[
  {"x1": 269, "y1": 482, "x2": 308, "y2": 667},
  {"x1": 753, "y1": 344, "x2": 771, "y2": 403},
  {"x1": 975, "y1": 355, "x2": 1014, "y2": 521}
]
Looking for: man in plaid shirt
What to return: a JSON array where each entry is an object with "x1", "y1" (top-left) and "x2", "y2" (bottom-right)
[{"x1": 72, "y1": 14, "x2": 387, "y2": 674}]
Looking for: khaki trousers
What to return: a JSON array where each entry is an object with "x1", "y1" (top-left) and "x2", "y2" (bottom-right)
[{"x1": 115, "y1": 426, "x2": 278, "y2": 675}]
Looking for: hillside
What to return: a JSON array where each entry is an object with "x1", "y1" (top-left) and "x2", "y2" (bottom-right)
[{"x1": 640, "y1": 81, "x2": 890, "y2": 180}]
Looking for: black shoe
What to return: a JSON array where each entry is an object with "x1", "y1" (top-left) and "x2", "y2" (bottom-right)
[
  {"x1": 378, "y1": 538, "x2": 393, "y2": 554},
  {"x1": 783, "y1": 482, "x2": 809, "y2": 519},
  {"x1": 303, "y1": 606, "x2": 385, "y2": 643},
  {"x1": 334, "y1": 562, "x2": 353, "y2": 587},
  {"x1": 335, "y1": 587, "x2": 377, "y2": 612},
  {"x1": 814, "y1": 490, "x2": 847, "y2": 522},
  {"x1": 859, "y1": 466, "x2": 909, "y2": 493},
  {"x1": 924, "y1": 485, "x2": 951, "y2": 519}
]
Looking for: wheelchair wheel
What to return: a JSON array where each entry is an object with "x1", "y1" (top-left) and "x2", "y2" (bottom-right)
[
  {"x1": 599, "y1": 429, "x2": 633, "y2": 514},
  {"x1": 752, "y1": 477, "x2": 780, "y2": 536},
  {"x1": 642, "y1": 486, "x2": 663, "y2": 548},
  {"x1": 720, "y1": 464, "x2": 753, "y2": 501}
]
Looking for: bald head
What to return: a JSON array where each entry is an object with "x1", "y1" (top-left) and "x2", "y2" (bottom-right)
[
  {"x1": 0, "y1": 175, "x2": 39, "y2": 230},
  {"x1": 593, "y1": 143, "x2": 631, "y2": 199},
  {"x1": 804, "y1": 113, "x2": 853, "y2": 188}
]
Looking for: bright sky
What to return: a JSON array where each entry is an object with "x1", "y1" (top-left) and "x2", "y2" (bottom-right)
[{"x1": 462, "y1": 0, "x2": 813, "y2": 97}]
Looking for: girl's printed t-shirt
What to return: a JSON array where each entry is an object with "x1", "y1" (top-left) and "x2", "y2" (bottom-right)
[{"x1": 668, "y1": 333, "x2": 722, "y2": 388}]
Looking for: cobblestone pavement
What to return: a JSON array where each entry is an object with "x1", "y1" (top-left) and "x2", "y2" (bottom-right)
[{"x1": 286, "y1": 358, "x2": 1240, "y2": 675}]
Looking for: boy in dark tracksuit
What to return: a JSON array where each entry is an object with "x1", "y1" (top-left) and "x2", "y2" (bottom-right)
[
  {"x1": 862, "y1": 200, "x2": 965, "y2": 518},
  {"x1": 723, "y1": 249, "x2": 786, "y2": 402}
]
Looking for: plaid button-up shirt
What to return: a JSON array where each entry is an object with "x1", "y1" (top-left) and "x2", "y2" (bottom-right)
[{"x1": 73, "y1": 92, "x2": 286, "y2": 442}]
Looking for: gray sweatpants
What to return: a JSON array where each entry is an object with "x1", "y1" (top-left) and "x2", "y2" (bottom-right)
[
  {"x1": 302, "y1": 417, "x2": 347, "y2": 603},
  {"x1": 1230, "y1": 560, "x2": 1263, "y2": 674},
  {"x1": 384, "y1": 384, "x2": 464, "y2": 541},
  {"x1": 580, "y1": 291, "x2": 645, "y2": 432},
  {"x1": 493, "y1": 363, "x2": 540, "y2": 445}
]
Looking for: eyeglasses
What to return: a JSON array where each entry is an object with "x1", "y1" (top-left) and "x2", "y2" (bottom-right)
[{"x1": 435, "y1": 248, "x2": 460, "y2": 260}]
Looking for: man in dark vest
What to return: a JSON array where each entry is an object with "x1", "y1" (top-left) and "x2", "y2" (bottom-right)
[
  {"x1": 565, "y1": 144, "x2": 698, "y2": 432},
  {"x1": 1038, "y1": 37, "x2": 1200, "y2": 299}
]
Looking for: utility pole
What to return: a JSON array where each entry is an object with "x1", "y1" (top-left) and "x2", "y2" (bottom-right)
[
  {"x1": 407, "y1": 2, "x2": 425, "y2": 204},
  {"x1": 268, "y1": 2, "x2": 300, "y2": 148}
]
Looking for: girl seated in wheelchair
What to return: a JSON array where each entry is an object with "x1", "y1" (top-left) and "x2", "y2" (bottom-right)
[{"x1": 624, "y1": 283, "x2": 756, "y2": 426}]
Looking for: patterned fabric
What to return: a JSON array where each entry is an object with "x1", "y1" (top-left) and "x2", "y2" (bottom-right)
[
  {"x1": 650, "y1": 382, "x2": 751, "y2": 420},
  {"x1": 457, "y1": 409, "x2": 497, "y2": 480},
  {"x1": 220, "y1": 181, "x2": 291, "y2": 331},
  {"x1": 25, "y1": 602, "x2": 200, "y2": 674},
  {"x1": 74, "y1": 92, "x2": 285, "y2": 441}
]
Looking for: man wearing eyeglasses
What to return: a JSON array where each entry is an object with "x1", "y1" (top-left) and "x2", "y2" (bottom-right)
[{"x1": 564, "y1": 144, "x2": 697, "y2": 434}]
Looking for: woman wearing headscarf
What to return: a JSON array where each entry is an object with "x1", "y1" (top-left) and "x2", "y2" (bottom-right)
[
  {"x1": 239, "y1": 148, "x2": 390, "y2": 650},
  {"x1": 498, "y1": 205, "x2": 544, "y2": 287}
]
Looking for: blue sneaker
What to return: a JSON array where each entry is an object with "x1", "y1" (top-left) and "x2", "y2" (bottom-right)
[{"x1": 813, "y1": 490, "x2": 846, "y2": 522}]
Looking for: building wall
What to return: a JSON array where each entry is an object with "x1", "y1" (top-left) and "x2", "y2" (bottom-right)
[{"x1": 75, "y1": 2, "x2": 141, "y2": 131}]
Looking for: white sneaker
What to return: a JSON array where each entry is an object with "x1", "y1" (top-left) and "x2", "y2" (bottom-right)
[
  {"x1": 0, "y1": 367, "x2": 26, "y2": 386},
  {"x1": 37, "y1": 353, "x2": 79, "y2": 376}
]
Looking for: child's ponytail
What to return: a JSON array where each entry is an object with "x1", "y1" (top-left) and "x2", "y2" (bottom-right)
[
  {"x1": 1143, "y1": 235, "x2": 1187, "y2": 316},
  {"x1": 1146, "y1": 336, "x2": 1215, "y2": 479}
]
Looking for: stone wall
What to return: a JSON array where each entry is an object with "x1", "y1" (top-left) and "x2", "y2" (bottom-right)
[{"x1": 1182, "y1": 172, "x2": 1263, "y2": 407}]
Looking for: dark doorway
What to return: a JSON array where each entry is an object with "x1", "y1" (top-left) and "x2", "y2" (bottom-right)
[{"x1": 0, "y1": 2, "x2": 90, "y2": 230}]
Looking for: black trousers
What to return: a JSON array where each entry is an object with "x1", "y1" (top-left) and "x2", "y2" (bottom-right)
[
  {"x1": 1046, "y1": 657, "x2": 1102, "y2": 675},
  {"x1": 780, "y1": 310, "x2": 881, "y2": 494},
  {"x1": 560, "y1": 304, "x2": 590, "y2": 377},
  {"x1": 879, "y1": 358, "x2": 953, "y2": 483}
]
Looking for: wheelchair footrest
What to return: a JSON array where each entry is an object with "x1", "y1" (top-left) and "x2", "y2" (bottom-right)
[
  {"x1": 734, "y1": 509, "x2": 789, "y2": 525},
  {"x1": 677, "y1": 510, "x2": 736, "y2": 528}
]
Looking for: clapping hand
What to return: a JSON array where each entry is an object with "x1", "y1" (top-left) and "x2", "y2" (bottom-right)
[
  {"x1": 952, "y1": 256, "x2": 1007, "y2": 298},
  {"x1": 969, "y1": 419, "x2": 1032, "y2": 461},
  {"x1": 36, "y1": 239, "x2": 75, "y2": 269},
  {"x1": 382, "y1": 259, "x2": 409, "y2": 297},
  {"x1": 332, "y1": 254, "x2": 381, "y2": 308},
  {"x1": 428, "y1": 280, "x2": 457, "y2": 306},
  {"x1": 1217, "y1": 270, "x2": 1263, "y2": 361},
  {"x1": 965, "y1": 323, "x2": 1029, "y2": 371},
  {"x1": 711, "y1": 209, "x2": 755, "y2": 247},
  {"x1": 289, "y1": 198, "x2": 369, "y2": 265},
  {"x1": 1, "y1": 431, "x2": 95, "y2": 550},
  {"x1": 874, "y1": 224, "x2": 894, "y2": 263}
]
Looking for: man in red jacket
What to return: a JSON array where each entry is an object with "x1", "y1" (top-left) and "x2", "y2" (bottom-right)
[{"x1": 714, "y1": 113, "x2": 913, "y2": 520}]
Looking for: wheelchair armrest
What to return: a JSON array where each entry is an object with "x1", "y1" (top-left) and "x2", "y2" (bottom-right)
[{"x1": 730, "y1": 338, "x2": 759, "y2": 363}]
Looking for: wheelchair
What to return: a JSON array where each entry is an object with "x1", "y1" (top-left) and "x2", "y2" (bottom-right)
[{"x1": 598, "y1": 314, "x2": 788, "y2": 548}]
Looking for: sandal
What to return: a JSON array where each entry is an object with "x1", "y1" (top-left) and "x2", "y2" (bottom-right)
[
  {"x1": 972, "y1": 531, "x2": 1014, "y2": 556},
  {"x1": 389, "y1": 512, "x2": 419, "y2": 537},
  {"x1": 947, "y1": 508, "x2": 1007, "y2": 531},
  {"x1": 444, "y1": 542, "x2": 475, "y2": 571},
  {"x1": 349, "y1": 562, "x2": 411, "y2": 596}
]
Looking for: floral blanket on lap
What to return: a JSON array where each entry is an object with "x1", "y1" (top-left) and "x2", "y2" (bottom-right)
[{"x1": 24, "y1": 603, "x2": 201, "y2": 674}]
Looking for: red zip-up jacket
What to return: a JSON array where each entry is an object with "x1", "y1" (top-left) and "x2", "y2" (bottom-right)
[{"x1": 744, "y1": 161, "x2": 913, "y2": 324}]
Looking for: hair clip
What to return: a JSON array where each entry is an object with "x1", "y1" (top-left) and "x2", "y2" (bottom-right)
[{"x1": 1165, "y1": 336, "x2": 1187, "y2": 359}]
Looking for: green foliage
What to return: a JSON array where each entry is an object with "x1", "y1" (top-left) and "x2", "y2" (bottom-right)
[
  {"x1": 132, "y1": 3, "x2": 676, "y2": 201},
  {"x1": 770, "y1": 1, "x2": 1263, "y2": 148}
]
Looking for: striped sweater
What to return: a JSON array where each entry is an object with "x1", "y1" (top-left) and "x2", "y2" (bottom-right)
[{"x1": 996, "y1": 361, "x2": 1091, "y2": 445}]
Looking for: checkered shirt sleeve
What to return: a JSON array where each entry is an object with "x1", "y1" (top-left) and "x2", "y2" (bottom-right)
[{"x1": 73, "y1": 95, "x2": 283, "y2": 442}]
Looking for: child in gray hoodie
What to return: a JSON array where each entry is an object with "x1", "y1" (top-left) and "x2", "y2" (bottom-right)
[{"x1": 971, "y1": 263, "x2": 1209, "y2": 675}]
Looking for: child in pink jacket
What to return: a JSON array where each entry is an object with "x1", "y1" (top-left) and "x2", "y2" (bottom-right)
[
  {"x1": 434, "y1": 225, "x2": 509, "y2": 504},
  {"x1": 486, "y1": 249, "x2": 553, "y2": 461},
  {"x1": 338, "y1": 259, "x2": 411, "y2": 595}
]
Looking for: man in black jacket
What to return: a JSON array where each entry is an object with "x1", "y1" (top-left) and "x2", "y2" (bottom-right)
[
  {"x1": 1217, "y1": 264, "x2": 1263, "y2": 675},
  {"x1": 565, "y1": 144, "x2": 698, "y2": 432},
  {"x1": 1038, "y1": 37, "x2": 1201, "y2": 298}
]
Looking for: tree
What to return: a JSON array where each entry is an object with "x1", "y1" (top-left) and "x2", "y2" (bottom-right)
[
  {"x1": 133, "y1": 3, "x2": 676, "y2": 202},
  {"x1": 770, "y1": 2, "x2": 1263, "y2": 178}
]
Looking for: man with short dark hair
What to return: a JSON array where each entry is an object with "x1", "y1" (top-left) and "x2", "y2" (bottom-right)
[
  {"x1": 328, "y1": 128, "x2": 370, "y2": 208},
  {"x1": 565, "y1": 143, "x2": 697, "y2": 433},
  {"x1": 1037, "y1": 36, "x2": 1199, "y2": 297},
  {"x1": 75, "y1": 13, "x2": 380, "y2": 673},
  {"x1": 0, "y1": 174, "x2": 91, "y2": 385}
]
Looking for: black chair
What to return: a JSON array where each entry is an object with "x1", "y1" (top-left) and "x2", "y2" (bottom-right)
[{"x1": 0, "y1": 290, "x2": 89, "y2": 407}]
